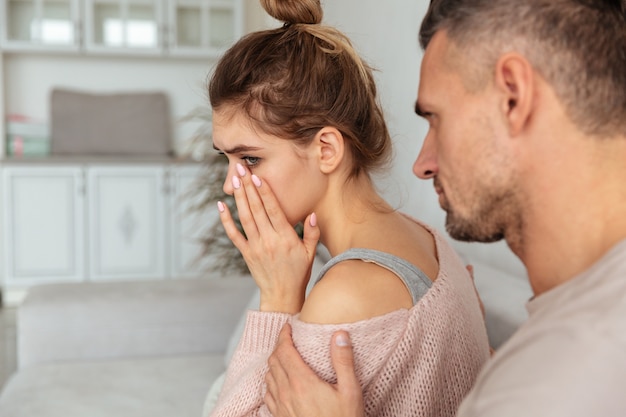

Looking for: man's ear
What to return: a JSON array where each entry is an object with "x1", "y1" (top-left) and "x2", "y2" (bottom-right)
[
  {"x1": 494, "y1": 53, "x2": 534, "y2": 136},
  {"x1": 314, "y1": 127, "x2": 345, "y2": 174}
]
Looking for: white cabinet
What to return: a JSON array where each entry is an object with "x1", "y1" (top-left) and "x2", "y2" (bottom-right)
[
  {"x1": 166, "y1": 0, "x2": 243, "y2": 57},
  {"x1": 0, "y1": 0, "x2": 81, "y2": 51},
  {"x1": 84, "y1": 0, "x2": 164, "y2": 54},
  {"x1": 1, "y1": 166, "x2": 85, "y2": 286},
  {"x1": 168, "y1": 164, "x2": 214, "y2": 278},
  {"x1": 87, "y1": 165, "x2": 166, "y2": 280},
  {"x1": 1, "y1": 162, "x2": 210, "y2": 301},
  {"x1": 0, "y1": 0, "x2": 243, "y2": 57}
]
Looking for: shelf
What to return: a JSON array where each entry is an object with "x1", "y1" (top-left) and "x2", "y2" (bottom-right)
[{"x1": 1, "y1": 0, "x2": 243, "y2": 57}]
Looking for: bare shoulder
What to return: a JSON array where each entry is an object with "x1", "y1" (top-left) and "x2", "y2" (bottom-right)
[{"x1": 299, "y1": 259, "x2": 414, "y2": 325}]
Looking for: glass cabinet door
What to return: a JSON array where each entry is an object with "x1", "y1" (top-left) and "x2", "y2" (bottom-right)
[
  {"x1": 2, "y1": 0, "x2": 80, "y2": 50},
  {"x1": 85, "y1": 0, "x2": 163, "y2": 53},
  {"x1": 167, "y1": 0, "x2": 242, "y2": 57},
  {"x1": 0, "y1": 0, "x2": 243, "y2": 55}
]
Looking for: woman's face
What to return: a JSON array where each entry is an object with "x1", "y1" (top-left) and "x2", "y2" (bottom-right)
[{"x1": 212, "y1": 108, "x2": 325, "y2": 226}]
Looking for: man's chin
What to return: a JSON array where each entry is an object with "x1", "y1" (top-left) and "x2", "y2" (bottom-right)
[{"x1": 445, "y1": 214, "x2": 504, "y2": 243}]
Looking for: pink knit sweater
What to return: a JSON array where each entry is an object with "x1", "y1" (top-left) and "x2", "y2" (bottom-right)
[{"x1": 210, "y1": 225, "x2": 491, "y2": 417}]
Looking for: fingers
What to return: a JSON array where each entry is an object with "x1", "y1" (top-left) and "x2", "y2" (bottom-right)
[
  {"x1": 267, "y1": 327, "x2": 365, "y2": 417},
  {"x1": 270, "y1": 324, "x2": 299, "y2": 377},
  {"x1": 230, "y1": 163, "x2": 291, "y2": 238},
  {"x1": 266, "y1": 325, "x2": 297, "y2": 416},
  {"x1": 229, "y1": 168, "x2": 261, "y2": 239},
  {"x1": 330, "y1": 331, "x2": 360, "y2": 395},
  {"x1": 302, "y1": 213, "x2": 321, "y2": 258},
  {"x1": 267, "y1": 325, "x2": 293, "y2": 388},
  {"x1": 228, "y1": 163, "x2": 315, "y2": 241},
  {"x1": 252, "y1": 171, "x2": 294, "y2": 234},
  {"x1": 267, "y1": 324, "x2": 320, "y2": 386},
  {"x1": 217, "y1": 200, "x2": 248, "y2": 251},
  {"x1": 264, "y1": 368, "x2": 281, "y2": 416}
]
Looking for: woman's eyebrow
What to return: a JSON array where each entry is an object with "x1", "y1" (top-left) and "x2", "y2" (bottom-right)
[{"x1": 212, "y1": 144, "x2": 262, "y2": 154}]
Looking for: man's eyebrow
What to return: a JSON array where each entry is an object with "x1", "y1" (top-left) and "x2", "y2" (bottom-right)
[{"x1": 212, "y1": 144, "x2": 262, "y2": 154}]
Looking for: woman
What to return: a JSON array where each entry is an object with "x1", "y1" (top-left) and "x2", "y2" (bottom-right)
[{"x1": 208, "y1": 0, "x2": 490, "y2": 416}]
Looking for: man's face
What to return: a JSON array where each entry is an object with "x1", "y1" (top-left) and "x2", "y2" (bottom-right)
[{"x1": 412, "y1": 31, "x2": 522, "y2": 243}]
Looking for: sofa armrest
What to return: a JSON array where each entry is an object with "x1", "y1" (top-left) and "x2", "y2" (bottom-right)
[{"x1": 17, "y1": 277, "x2": 257, "y2": 369}]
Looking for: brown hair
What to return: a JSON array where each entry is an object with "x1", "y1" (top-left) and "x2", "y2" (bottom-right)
[
  {"x1": 420, "y1": 0, "x2": 626, "y2": 137},
  {"x1": 208, "y1": 0, "x2": 391, "y2": 178}
]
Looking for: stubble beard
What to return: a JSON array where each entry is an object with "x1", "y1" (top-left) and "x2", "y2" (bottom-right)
[{"x1": 441, "y1": 185, "x2": 519, "y2": 244}]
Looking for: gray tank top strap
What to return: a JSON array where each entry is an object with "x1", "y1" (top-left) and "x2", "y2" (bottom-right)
[{"x1": 314, "y1": 248, "x2": 433, "y2": 305}]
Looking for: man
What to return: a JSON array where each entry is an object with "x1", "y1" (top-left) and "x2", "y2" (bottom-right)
[{"x1": 264, "y1": 0, "x2": 626, "y2": 416}]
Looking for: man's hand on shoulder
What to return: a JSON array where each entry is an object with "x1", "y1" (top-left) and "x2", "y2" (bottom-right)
[{"x1": 265, "y1": 324, "x2": 365, "y2": 417}]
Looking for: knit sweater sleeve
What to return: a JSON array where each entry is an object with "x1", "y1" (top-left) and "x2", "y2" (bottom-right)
[
  {"x1": 290, "y1": 310, "x2": 409, "y2": 386},
  {"x1": 209, "y1": 310, "x2": 290, "y2": 417},
  {"x1": 209, "y1": 309, "x2": 409, "y2": 417}
]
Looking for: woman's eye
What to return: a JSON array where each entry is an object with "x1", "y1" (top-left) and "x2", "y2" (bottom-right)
[{"x1": 242, "y1": 156, "x2": 260, "y2": 167}]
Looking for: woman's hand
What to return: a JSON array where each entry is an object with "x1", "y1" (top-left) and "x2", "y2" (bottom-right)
[{"x1": 217, "y1": 163, "x2": 320, "y2": 314}]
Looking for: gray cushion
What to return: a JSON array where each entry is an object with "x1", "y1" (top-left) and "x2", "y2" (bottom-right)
[{"x1": 50, "y1": 88, "x2": 172, "y2": 156}]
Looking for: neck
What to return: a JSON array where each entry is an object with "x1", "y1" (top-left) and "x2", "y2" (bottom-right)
[
  {"x1": 514, "y1": 132, "x2": 626, "y2": 296},
  {"x1": 315, "y1": 174, "x2": 392, "y2": 256}
]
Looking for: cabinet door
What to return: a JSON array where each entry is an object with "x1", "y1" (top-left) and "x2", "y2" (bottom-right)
[
  {"x1": 166, "y1": 0, "x2": 243, "y2": 57},
  {"x1": 1, "y1": 0, "x2": 81, "y2": 51},
  {"x1": 84, "y1": 0, "x2": 163, "y2": 54},
  {"x1": 168, "y1": 164, "x2": 215, "y2": 278},
  {"x1": 1, "y1": 166, "x2": 85, "y2": 286},
  {"x1": 87, "y1": 165, "x2": 166, "y2": 280}
]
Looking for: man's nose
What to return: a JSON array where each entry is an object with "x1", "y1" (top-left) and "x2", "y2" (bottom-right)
[{"x1": 413, "y1": 134, "x2": 438, "y2": 179}]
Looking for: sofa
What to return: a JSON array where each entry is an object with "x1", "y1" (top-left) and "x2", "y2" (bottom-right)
[
  {"x1": 0, "y1": 241, "x2": 532, "y2": 417},
  {"x1": 0, "y1": 276, "x2": 255, "y2": 417}
]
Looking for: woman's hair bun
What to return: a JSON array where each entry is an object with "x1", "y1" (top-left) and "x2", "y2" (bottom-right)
[{"x1": 260, "y1": 0, "x2": 323, "y2": 25}]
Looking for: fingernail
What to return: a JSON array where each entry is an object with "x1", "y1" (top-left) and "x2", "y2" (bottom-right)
[
  {"x1": 309, "y1": 212, "x2": 317, "y2": 227},
  {"x1": 236, "y1": 163, "x2": 246, "y2": 177},
  {"x1": 232, "y1": 176, "x2": 241, "y2": 189},
  {"x1": 217, "y1": 201, "x2": 225, "y2": 212},
  {"x1": 335, "y1": 332, "x2": 351, "y2": 347},
  {"x1": 251, "y1": 174, "x2": 262, "y2": 187}
]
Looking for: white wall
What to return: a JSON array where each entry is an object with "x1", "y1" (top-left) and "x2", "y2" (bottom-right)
[
  {"x1": 0, "y1": 52, "x2": 4, "y2": 159},
  {"x1": 3, "y1": 53, "x2": 214, "y2": 153},
  {"x1": 322, "y1": 0, "x2": 441, "y2": 230},
  {"x1": 1, "y1": 1, "x2": 272, "y2": 156},
  {"x1": 322, "y1": 0, "x2": 526, "y2": 276},
  {"x1": 1, "y1": 0, "x2": 525, "y2": 276}
]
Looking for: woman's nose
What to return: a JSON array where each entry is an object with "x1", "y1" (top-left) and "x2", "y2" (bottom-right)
[{"x1": 223, "y1": 165, "x2": 236, "y2": 195}]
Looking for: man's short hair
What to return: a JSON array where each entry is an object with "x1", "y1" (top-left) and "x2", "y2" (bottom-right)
[{"x1": 419, "y1": 0, "x2": 626, "y2": 137}]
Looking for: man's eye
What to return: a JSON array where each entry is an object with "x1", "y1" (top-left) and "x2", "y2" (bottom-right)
[{"x1": 242, "y1": 156, "x2": 260, "y2": 166}]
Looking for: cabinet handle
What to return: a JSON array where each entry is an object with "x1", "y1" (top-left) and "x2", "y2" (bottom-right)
[
  {"x1": 161, "y1": 24, "x2": 169, "y2": 49},
  {"x1": 78, "y1": 169, "x2": 87, "y2": 196},
  {"x1": 162, "y1": 171, "x2": 172, "y2": 195},
  {"x1": 78, "y1": 181, "x2": 86, "y2": 196},
  {"x1": 74, "y1": 20, "x2": 83, "y2": 46}
]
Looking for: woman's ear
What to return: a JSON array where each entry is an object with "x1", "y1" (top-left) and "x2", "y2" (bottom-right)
[
  {"x1": 314, "y1": 127, "x2": 345, "y2": 174},
  {"x1": 495, "y1": 53, "x2": 535, "y2": 137}
]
